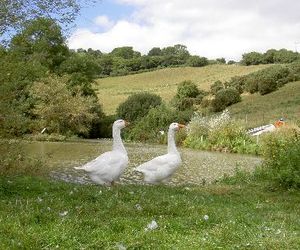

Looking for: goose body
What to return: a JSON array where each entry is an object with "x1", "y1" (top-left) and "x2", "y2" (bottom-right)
[
  {"x1": 135, "y1": 123, "x2": 185, "y2": 184},
  {"x1": 74, "y1": 119, "x2": 129, "y2": 185}
]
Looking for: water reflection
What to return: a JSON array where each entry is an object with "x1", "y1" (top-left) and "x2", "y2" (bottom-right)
[{"x1": 22, "y1": 140, "x2": 261, "y2": 186}]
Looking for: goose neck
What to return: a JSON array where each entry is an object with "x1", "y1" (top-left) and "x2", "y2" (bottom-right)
[
  {"x1": 167, "y1": 129, "x2": 178, "y2": 154},
  {"x1": 112, "y1": 126, "x2": 126, "y2": 153}
]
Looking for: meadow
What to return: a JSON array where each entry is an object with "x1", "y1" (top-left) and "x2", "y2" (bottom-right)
[
  {"x1": 228, "y1": 80, "x2": 300, "y2": 128},
  {"x1": 1, "y1": 175, "x2": 299, "y2": 249},
  {"x1": 94, "y1": 64, "x2": 269, "y2": 114}
]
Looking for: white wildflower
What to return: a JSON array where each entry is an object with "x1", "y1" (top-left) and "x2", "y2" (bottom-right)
[
  {"x1": 203, "y1": 215, "x2": 209, "y2": 221},
  {"x1": 135, "y1": 204, "x2": 142, "y2": 211},
  {"x1": 145, "y1": 220, "x2": 158, "y2": 231},
  {"x1": 59, "y1": 211, "x2": 68, "y2": 217},
  {"x1": 116, "y1": 243, "x2": 127, "y2": 250}
]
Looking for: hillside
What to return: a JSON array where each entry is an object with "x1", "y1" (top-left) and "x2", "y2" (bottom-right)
[
  {"x1": 228, "y1": 81, "x2": 300, "y2": 128},
  {"x1": 94, "y1": 64, "x2": 269, "y2": 114}
]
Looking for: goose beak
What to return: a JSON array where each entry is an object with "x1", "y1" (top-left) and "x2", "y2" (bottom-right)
[
  {"x1": 124, "y1": 120, "x2": 130, "y2": 127},
  {"x1": 178, "y1": 124, "x2": 186, "y2": 129}
]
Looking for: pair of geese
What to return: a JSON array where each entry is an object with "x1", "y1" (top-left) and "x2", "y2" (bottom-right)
[{"x1": 74, "y1": 119, "x2": 185, "y2": 185}]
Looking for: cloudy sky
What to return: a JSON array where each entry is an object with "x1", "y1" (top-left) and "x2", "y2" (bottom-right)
[{"x1": 68, "y1": 0, "x2": 300, "y2": 60}]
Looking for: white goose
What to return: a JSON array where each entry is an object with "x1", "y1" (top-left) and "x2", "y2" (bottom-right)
[
  {"x1": 134, "y1": 122, "x2": 185, "y2": 184},
  {"x1": 74, "y1": 119, "x2": 129, "y2": 185}
]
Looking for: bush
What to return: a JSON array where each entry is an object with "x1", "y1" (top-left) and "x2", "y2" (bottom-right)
[
  {"x1": 184, "y1": 110, "x2": 258, "y2": 154},
  {"x1": 210, "y1": 81, "x2": 224, "y2": 95},
  {"x1": 172, "y1": 80, "x2": 206, "y2": 111},
  {"x1": 186, "y1": 56, "x2": 208, "y2": 67},
  {"x1": 257, "y1": 75, "x2": 278, "y2": 95},
  {"x1": 29, "y1": 75, "x2": 101, "y2": 136},
  {"x1": 127, "y1": 105, "x2": 192, "y2": 143},
  {"x1": 259, "y1": 126, "x2": 300, "y2": 189},
  {"x1": 116, "y1": 92, "x2": 162, "y2": 122},
  {"x1": 212, "y1": 88, "x2": 241, "y2": 112}
]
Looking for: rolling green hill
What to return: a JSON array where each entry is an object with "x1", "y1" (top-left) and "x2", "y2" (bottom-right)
[
  {"x1": 228, "y1": 80, "x2": 300, "y2": 128},
  {"x1": 94, "y1": 64, "x2": 269, "y2": 114}
]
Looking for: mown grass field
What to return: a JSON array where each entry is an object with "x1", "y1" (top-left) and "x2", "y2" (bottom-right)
[
  {"x1": 228, "y1": 81, "x2": 300, "y2": 128},
  {"x1": 94, "y1": 64, "x2": 269, "y2": 114},
  {"x1": 1, "y1": 175, "x2": 299, "y2": 249}
]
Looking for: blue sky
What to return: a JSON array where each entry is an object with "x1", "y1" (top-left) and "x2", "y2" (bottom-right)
[{"x1": 68, "y1": 0, "x2": 300, "y2": 60}]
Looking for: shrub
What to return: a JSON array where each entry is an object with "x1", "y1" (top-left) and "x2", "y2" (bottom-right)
[
  {"x1": 29, "y1": 75, "x2": 101, "y2": 136},
  {"x1": 257, "y1": 75, "x2": 278, "y2": 95},
  {"x1": 184, "y1": 110, "x2": 258, "y2": 154},
  {"x1": 210, "y1": 81, "x2": 224, "y2": 95},
  {"x1": 211, "y1": 88, "x2": 241, "y2": 112},
  {"x1": 172, "y1": 80, "x2": 203, "y2": 111},
  {"x1": 186, "y1": 56, "x2": 208, "y2": 67},
  {"x1": 116, "y1": 92, "x2": 162, "y2": 122},
  {"x1": 259, "y1": 126, "x2": 300, "y2": 189},
  {"x1": 127, "y1": 105, "x2": 191, "y2": 143}
]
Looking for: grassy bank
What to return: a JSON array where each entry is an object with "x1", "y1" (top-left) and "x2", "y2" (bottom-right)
[
  {"x1": 1, "y1": 175, "x2": 299, "y2": 249},
  {"x1": 94, "y1": 64, "x2": 269, "y2": 114},
  {"x1": 228, "y1": 81, "x2": 300, "y2": 128}
]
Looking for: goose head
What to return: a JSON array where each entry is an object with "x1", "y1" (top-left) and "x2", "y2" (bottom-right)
[
  {"x1": 113, "y1": 119, "x2": 129, "y2": 130},
  {"x1": 169, "y1": 122, "x2": 185, "y2": 131}
]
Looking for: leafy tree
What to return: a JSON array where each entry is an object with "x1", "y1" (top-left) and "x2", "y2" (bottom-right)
[
  {"x1": 172, "y1": 80, "x2": 206, "y2": 111},
  {"x1": 0, "y1": 0, "x2": 95, "y2": 38},
  {"x1": 212, "y1": 88, "x2": 241, "y2": 112},
  {"x1": 187, "y1": 56, "x2": 208, "y2": 67},
  {"x1": 148, "y1": 47, "x2": 162, "y2": 56},
  {"x1": 10, "y1": 18, "x2": 69, "y2": 71},
  {"x1": 241, "y1": 52, "x2": 263, "y2": 65},
  {"x1": 116, "y1": 92, "x2": 162, "y2": 122},
  {"x1": 29, "y1": 76, "x2": 101, "y2": 136},
  {"x1": 216, "y1": 58, "x2": 226, "y2": 64},
  {"x1": 110, "y1": 46, "x2": 141, "y2": 59}
]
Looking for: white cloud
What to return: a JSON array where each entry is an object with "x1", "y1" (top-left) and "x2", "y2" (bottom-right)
[
  {"x1": 68, "y1": 0, "x2": 300, "y2": 60},
  {"x1": 93, "y1": 15, "x2": 114, "y2": 29}
]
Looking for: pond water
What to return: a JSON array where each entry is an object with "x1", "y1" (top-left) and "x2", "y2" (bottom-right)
[{"x1": 22, "y1": 140, "x2": 261, "y2": 186}]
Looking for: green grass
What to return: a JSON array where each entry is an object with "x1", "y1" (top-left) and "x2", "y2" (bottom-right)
[
  {"x1": 228, "y1": 81, "x2": 300, "y2": 128},
  {"x1": 1, "y1": 175, "x2": 299, "y2": 249},
  {"x1": 94, "y1": 64, "x2": 269, "y2": 114}
]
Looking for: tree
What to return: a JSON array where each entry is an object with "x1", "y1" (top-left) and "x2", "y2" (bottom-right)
[
  {"x1": 172, "y1": 80, "x2": 206, "y2": 111},
  {"x1": 241, "y1": 52, "x2": 263, "y2": 65},
  {"x1": 29, "y1": 75, "x2": 101, "y2": 135},
  {"x1": 187, "y1": 56, "x2": 208, "y2": 67},
  {"x1": 110, "y1": 46, "x2": 141, "y2": 59},
  {"x1": 0, "y1": 0, "x2": 95, "y2": 38},
  {"x1": 212, "y1": 88, "x2": 241, "y2": 112},
  {"x1": 10, "y1": 18, "x2": 69, "y2": 71},
  {"x1": 116, "y1": 92, "x2": 162, "y2": 122},
  {"x1": 148, "y1": 47, "x2": 162, "y2": 56}
]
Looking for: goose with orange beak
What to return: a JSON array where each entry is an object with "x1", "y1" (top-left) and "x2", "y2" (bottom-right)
[
  {"x1": 74, "y1": 119, "x2": 129, "y2": 185},
  {"x1": 134, "y1": 122, "x2": 185, "y2": 184}
]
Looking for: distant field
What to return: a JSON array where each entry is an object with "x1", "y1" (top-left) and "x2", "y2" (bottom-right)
[
  {"x1": 94, "y1": 64, "x2": 269, "y2": 114},
  {"x1": 228, "y1": 81, "x2": 300, "y2": 128}
]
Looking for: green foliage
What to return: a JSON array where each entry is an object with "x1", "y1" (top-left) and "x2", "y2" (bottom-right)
[
  {"x1": 10, "y1": 18, "x2": 69, "y2": 71},
  {"x1": 184, "y1": 110, "x2": 258, "y2": 154},
  {"x1": 0, "y1": 0, "x2": 90, "y2": 37},
  {"x1": 110, "y1": 46, "x2": 141, "y2": 59},
  {"x1": 172, "y1": 80, "x2": 207, "y2": 111},
  {"x1": 148, "y1": 47, "x2": 162, "y2": 56},
  {"x1": 186, "y1": 56, "x2": 208, "y2": 67},
  {"x1": 210, "y1": 80, "x2": 224, "y2": 95},
  {"x1": 241, "y1": 49, "x2": 300, "y2": 65},
  {"x1": 116, "y1": 92, "x2": 162, "y2": 122},
  {"x1": 127, "y1": 105, "x2": 191, "y2": 143},
  {"x1": 259, "y1": 127, "x2": 300, "y2": 189},
  {"x1": 241, "y1": 52, "x2": 263, "y2": 65},
  {"x1": 29, "y1": 76, "x2": 101, "y2": 136},
  {"x1": 212, "y1": 88, "x2": 241, "y2": 112}
]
